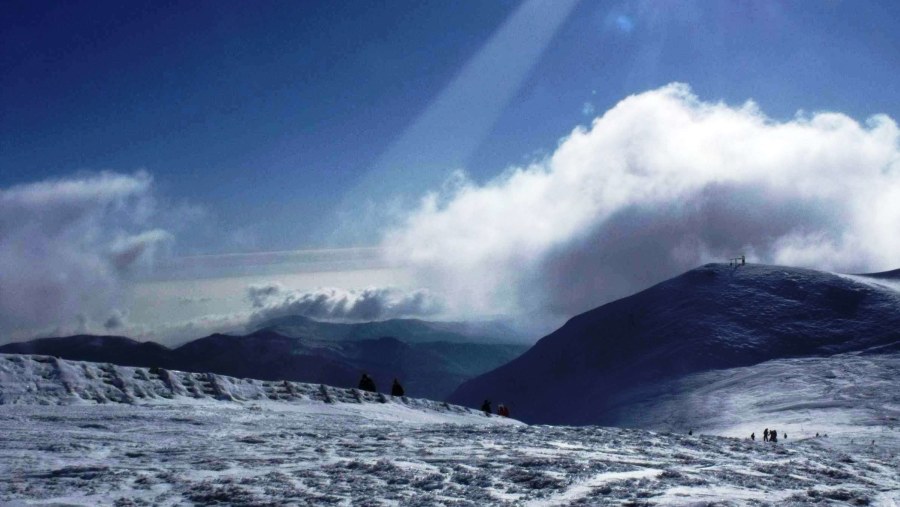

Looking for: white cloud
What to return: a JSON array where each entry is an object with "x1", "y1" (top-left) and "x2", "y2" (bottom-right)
[
  {"x1": 246, "y1": 283, "x2": 445, "y2": 325},
  {"x1": 0, "y1": 171, "x2": 173, "y2": 339},
  {"x1": 88, "y1": 282, "x2": 441, "y2": 346},
  {"x1": 382, "y1": 83, "x2": 900, "y2": 319}
]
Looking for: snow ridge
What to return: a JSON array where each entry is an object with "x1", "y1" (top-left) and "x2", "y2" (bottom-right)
[{"x1": 0, "y1": 353, "x2": 482, "y2": 417}]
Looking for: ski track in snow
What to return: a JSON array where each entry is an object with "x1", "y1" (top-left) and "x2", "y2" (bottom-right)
[{"x1": 1, "y1": 354, "x2": 899, "y2": 506}]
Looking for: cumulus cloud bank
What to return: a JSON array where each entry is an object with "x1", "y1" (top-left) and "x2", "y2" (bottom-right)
[
  {"x1": 246, "y1": 283, "x2": 445, "y2": 326},
  {"x1": 0, "y1": 172, "x2": 173, "y2": 339},
  {"x1": 383, "y1": 83, "x2": 900, "y2": 319}
]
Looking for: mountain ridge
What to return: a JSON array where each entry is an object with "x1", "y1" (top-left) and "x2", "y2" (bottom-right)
[
  {"x1": 252, "y1": 314, "x2": 529, "y2": 344},
  {"x1": 0, "y1": 319, "x2": 528, "y2": 401},
  {"x1": 449, "y1": 263, "x2": 900, "y2": 425}
]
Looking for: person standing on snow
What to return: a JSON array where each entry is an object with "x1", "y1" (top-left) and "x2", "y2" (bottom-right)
[
  {"x1": 391, "y1": 378, "x2": 405, "y2": 397},
  {"x1": 481, "y1": 400, "x2": 492, "y2": 416},
  {"x1": 358, "y1": 373, "x2": 377, "y2": 393},
  {"x1": 763, "y1": 428, "x2": 769, "y2": 442},
  {"x1": 751, "y1": 432, "x2": 755, "y2": 441}
]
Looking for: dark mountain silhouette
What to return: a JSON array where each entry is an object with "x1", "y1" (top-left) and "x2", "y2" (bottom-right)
[
  {"x1": 857, "y1": 267, "x2": 900, "y2": 279},
  {"x1": 168, "y1": 330, "x2": 526, "y2": 399},
  {"x1": 0, "y1": 335, "x2": 171, "y2": 367},
  {"x1": 169, "y1": 330, "x2": 359, "y2": 388},
  {"x1": 0, "y1": 320, "x2": 527, "y2": 401},
  {"x1": 448, "y1": 263, "x2": 900, "y2": 425},
  {"x1": 252, "y1": 314, "x2": 528, "y2": 344}
]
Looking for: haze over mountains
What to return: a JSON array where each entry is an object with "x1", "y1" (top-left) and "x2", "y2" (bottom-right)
[
  {"x1": 5, "y1": 262, "x2": 900, "y2": 435},
  {"x1": 250, "y1": 314, "x2": 529, "y2": 344},
  {"x1": 3, "y1": 262, "x2": 900, "y2": 505},
  {"x1": 450, "y1": 263, "x2": 900, "y2": 426},
  {"x1": 0, "y1": 317, "x2": 528, "y2": 401}
]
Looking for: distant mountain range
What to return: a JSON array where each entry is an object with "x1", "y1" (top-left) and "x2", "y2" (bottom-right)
[
  {"x1": 0, "y1": 317, "x2": 529, "y2": 401},
  {"x1": 449, "y1": 263, "x2": 900, "y2": 425},
  {"x1": 250, "y1": 314, "x2": 530, "y2": 344}
]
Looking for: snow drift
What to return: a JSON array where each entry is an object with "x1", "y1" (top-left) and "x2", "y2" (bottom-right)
[{"x1": 449, "y1": 263, "x2": 900, "y2": 425}]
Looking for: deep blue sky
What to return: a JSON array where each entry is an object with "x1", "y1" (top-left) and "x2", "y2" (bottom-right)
[{"x1": 3, "y1": 0, "x2": 899, "y2": 253}]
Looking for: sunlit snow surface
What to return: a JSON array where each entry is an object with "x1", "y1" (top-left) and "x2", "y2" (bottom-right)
[{"x1": 1, "y1": 355, "x2": 899, "y2": 506}]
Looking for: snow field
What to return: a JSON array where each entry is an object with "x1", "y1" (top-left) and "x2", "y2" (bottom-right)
[
  {"x1": 1, "y1": 400, "x2": 898, "y2": 505},
  {"x1": 1, "y1": 354, "x2": 898, "y2": 505}
]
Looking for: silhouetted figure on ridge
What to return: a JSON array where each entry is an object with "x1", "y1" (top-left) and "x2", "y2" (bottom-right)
[
  {"x1": 481, "y1": 400, "x2": 492, "y2": 416},
  {"x1": 391, "y1": 378, "x2": 405, "y2": 397},
  {"x1": 358, "y1": 373, "x2": 377, "y2": 393},
  {"x1": 751, "y1": 432, "x2": 755, "y2": 441},
  {"x1": 763, "y1": 428, "x2": 770, "y2": 442}
]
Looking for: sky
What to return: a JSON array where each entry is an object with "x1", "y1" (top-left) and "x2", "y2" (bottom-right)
[{"x1": 2, "y1": 0, "x2": 899, "y2": 344}]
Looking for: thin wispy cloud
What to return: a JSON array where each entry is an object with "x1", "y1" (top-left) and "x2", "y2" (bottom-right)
[{"x1": 151, "y1": 247, "x2": 388, "y2": 281}]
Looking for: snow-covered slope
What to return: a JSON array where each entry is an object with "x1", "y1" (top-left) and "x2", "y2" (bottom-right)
[
  {"x1": 0, "y1": 353, "x2": 498, "y2": 421},
  {"x1": 450, "y1": 263, "x2": 900, "y2": 425},
  {"x1": 605, "y1": 350, "x2": 900, "y2": 441},
  {"x1": 2, "y1": 356, "x2": 898, "y2": 505},
  {"x1": 0, "y1": 328, "x2": 528, "y2": 401}
]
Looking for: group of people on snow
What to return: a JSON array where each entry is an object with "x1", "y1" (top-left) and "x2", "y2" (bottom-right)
[
  {"x1": 357, "y1": 373, "x2": 405, "y2": 397},
  {"x1": 749, "y1": 429, "x2": 832, "y2": 442},
  {"x1": 750, "y1": 428, "x2": 786, "y2": 442},
  {"x1": 481, "y1": 399, "x2": 510, "y2": 417}
]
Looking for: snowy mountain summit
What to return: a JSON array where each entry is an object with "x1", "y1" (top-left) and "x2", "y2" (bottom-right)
[{"x1": 451, "y1": 263, "x2": 900, "y2": 426}]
